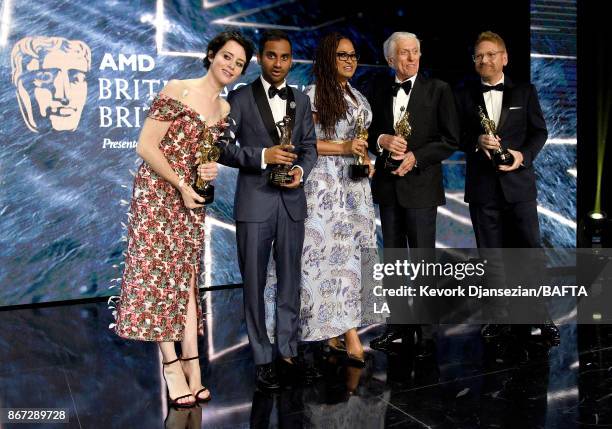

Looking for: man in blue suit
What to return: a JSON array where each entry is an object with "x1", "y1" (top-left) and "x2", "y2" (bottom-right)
[{"x1": 219, "y1": 30, "x2": 317, "y2": 390}]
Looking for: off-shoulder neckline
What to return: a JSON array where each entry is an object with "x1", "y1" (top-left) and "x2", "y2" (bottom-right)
[{"x1": 155, "y1": 93, "x2": 227, "y2": 127}]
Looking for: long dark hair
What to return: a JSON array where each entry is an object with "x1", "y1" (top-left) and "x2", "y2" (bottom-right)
[{"x1": 313, "y1": 32, "x2": 353, "y2": 138}]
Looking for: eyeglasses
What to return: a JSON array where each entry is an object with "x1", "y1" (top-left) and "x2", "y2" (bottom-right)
[
  {"x1": 472, "y1": 51, "x2": 504, "y2": 63},
  {"x1": 336, "y1": 52, "x2": 360, "y2": 62}
]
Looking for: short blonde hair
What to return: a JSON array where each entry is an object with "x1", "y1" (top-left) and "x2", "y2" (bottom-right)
[{"x1": 475, "y1": 31, "x2": 506, "y2": 51}]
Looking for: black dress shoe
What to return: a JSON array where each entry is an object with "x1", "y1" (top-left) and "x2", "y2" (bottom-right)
[
  {"x1": 302, "y1": 362, "x2": 323, "y2": 380},
  {"x1": 539, "y1": 321, "x2": 561, "y2": 346},
  {"x1": 414, "y1": 339, "x2": 436, "y2": 360},
  {"x1": 481, "y1": 324, "x2": 511, "y2": 340},
  {"x1": 277, "y1": 357, "x2": 323, "y2": 385},
  {"x1": 370, "y1": 328, "x2": 411, "y2": 351},
  {"x1": 256, "y1": 363, "x2": 280, "y2": 391},
  {"x1": 277, "y1": 358, "x2": 301, "y2": 385}
]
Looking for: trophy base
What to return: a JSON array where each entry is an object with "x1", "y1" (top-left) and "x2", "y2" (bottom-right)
[
  {"x1": 268, "y1": 168, "x2": 294, "y2": 187},
  {"x1": 383, "y1": 157, "x2": 403, "y2": 172},
  {"x1": 493, "y1": 150, "x2": 514, "y2": 167},
  {"x1": 194, "y1": 184, "x2": 214, "y2": 205},
  {"x1": 349, "y1": 164, "x2": 369, "y2": 180}
]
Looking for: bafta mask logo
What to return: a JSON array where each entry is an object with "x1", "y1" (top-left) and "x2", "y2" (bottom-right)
[{"x1": 11, "y1": 36, "x2": 91, "y2": 132}]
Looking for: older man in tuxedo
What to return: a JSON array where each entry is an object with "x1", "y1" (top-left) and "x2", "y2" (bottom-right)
[{"x1": 367, "y1": 32, "x2": 459, "y2": 355}]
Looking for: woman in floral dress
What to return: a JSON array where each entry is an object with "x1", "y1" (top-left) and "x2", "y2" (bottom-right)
[
  {"x1": 114, "y1": 31, "x2": 253, "y2": 407},
  {"x1": 265, "y1": 32, "x2": 377, "y2": 365}
]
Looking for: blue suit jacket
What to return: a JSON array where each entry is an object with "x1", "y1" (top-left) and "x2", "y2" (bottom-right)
[{"x1": 219, "y1": 79, "x2": 318, "y2": 222}]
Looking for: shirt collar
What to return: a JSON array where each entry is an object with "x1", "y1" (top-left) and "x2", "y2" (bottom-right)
[
  {"x1": 260, "y1": 75, "x2": 287, "y2": 92},
  {"x1": 395, "y1": 74, "x2": 417, "y2": 85}
]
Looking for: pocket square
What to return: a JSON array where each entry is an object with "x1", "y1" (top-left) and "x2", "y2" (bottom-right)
[{"x1": 509, "y1": 106, "x2": 523, "y2": 110}]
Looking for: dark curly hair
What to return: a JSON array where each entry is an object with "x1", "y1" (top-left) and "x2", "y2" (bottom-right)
[
  {"x1": 313, "y1": 32, "x2": 354, "y2": 138},
  {"x1": 203, "y1": 31, "x2": 254, "y2": 75}
]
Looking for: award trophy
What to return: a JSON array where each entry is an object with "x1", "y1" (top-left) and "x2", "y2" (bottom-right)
[
  {"x1": 478, "y1": 106, "x2": 513, "y2": 166},
  {"x1": 384, "y1": 106, "x2": 412, "y2": 172},
  {"x1": 268, "y1": 116, "x2": 295, "y2": 187},
  {"x1": 349, "y1": 112, "x2": 370, "y2": 180},
  {"x1": 193, "y1": 129, "x2": 221, "y2": 204}
]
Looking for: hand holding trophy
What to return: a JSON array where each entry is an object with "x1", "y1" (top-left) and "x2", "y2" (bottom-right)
[
  {"x1": 478, "y1": 106, "x2": 514, "y2": 167},
  {"x1": 194, "y1": 129, "x2": 221, "y2": 204},
  {"x1": 268, "y1": 116, "x2": 296, "y2": 187},
  {"x1": 349, "y1": 111, "x2": 370, "y2": 180},
  {"x1": 384, "y1": 106, "x2": 412, "y2": 172}
]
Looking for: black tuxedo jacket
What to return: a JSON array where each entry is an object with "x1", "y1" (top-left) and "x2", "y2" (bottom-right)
[
  {"x1": 219, "y1": 78, "x2": 317, "y2": 222},
  {"x1": 367, "y1": 74, "x2": 459, "y2": 208},
  {"x1": 454, "y1": 77, "x2": 548, "y2": 204}
]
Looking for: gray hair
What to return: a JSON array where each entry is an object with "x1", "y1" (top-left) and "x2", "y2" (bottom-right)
[{"x1": 383, "y1": 32, "x2": 421, "y2": 62}]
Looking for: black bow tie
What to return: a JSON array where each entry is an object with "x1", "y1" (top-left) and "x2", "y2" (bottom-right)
[
  {"x1": 268, "y1": 86, "x2": 288, "y2": 100},
  {"x1": 392, "y1": 80, "x2": 412, "y2": 96},
  {"x1": 481, "y1": 83, "x2": 504, "y2": 92}
]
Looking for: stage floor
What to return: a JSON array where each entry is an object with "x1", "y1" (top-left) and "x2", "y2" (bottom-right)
[{"x1": 1, "y1": 291, "x2": 610, "y2": 429}]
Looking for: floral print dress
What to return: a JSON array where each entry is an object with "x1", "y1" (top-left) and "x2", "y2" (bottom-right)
[
  {"x1": 265, "y1": 84, "x2": 378, "y2": 342},
  {"x1": 114, "y1": 94, "x2": 226, "y2": 342}
]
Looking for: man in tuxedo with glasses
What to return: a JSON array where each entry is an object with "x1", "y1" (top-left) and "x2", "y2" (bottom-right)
[{"x1": 454, "y1": 31, "x2": 559, "y2": 345}]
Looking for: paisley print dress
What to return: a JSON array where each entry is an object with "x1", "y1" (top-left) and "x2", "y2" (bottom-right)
[{"x1": 265, "y1": 84, "x2": 378, "y2": 342}]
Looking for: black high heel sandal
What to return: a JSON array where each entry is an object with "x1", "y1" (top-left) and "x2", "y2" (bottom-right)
[
  {"x1": 163, "y1": 358, "x2": 196, "y2": 409},
  {"x1": 180, "y1": 355, "x2": 212, "y2": 403},
  {"x1": 326, "y1": 337, "x2": 347, "y2": 354},
  {"x1": 345, "y1": 350, "x2": 366, "y2": 368}
]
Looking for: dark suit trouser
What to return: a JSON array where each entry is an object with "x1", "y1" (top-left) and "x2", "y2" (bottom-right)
[
  {"x1": 379, "y1": 205, "x2": 437, "y2": 249},
  {"x1": 237, "y1": 202, "x2": 304, "y2": 365},
  {"x1": 469, "y1": 197, "x2": 544, "y2": 324},
  {"x1": 379, "y1": 204, "x2": 438, "y2": 337},
  {"x1": 468, "y1": 199, "x2": 541, "y2": 248}
]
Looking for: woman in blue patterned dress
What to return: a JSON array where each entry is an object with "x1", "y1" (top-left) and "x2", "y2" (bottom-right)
[{"x1": 265, "y1": 32, "x2": 377, "y2": 365}]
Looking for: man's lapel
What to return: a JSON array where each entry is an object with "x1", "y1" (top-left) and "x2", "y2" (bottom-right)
[
  {"x1": 496, "y1": 77, "x2": 513, "y2": 132},
  {"x1": 407, "y1": 75, "x2": 424, "y2": 120},
  {"x1": 285, "y1": 86, "x2": 297, "y2": 143},
  {"x1": 470, "y1": 83, "x2": 492, "y2": 137},
  {"x1": 472, "y1": 83, "x2": 488, "y2": 118},
  {"x1": 383, "y1": 77, "x2": 394, "y2": 129},
  {"x1": 251, "y1": 78, "x2": 280, "y2": 145}
]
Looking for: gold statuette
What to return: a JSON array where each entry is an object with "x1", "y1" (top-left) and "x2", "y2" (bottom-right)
[
  {"x1": 349, "y1": 111, "x2": 370, "y2": 180},
  {"x1": 268, "y1": 116, "x2": 295, "y2": 187},
  {"x1": 384, "y1": 106, "x2": 412, "y2": 171},
  {"x1": 477, "y1": 106, "x2": 513, "y2": 167},
  {"x1": 193, "y1": 129, "x2": 222, "y2": 204}
]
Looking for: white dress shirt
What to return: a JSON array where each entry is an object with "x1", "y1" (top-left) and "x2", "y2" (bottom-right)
[
  {"x1": 259, "y1": 76, "x2": 303, "y2": 179},
  {"x1": 482, "y1": 74, "x2": 504, "y2": 127},
  {"x1": 392, "y1": 74, "x2": 417, "y2": 125},
  {"x1": 377, "y1": 74, "x2": 417, "y2": 153},
  {"x1": 260, "y1": 76, "x2": 287, "y2": 169},
  {"x1": 260, "y1": 76, "x2": 288, "y2": 128}
]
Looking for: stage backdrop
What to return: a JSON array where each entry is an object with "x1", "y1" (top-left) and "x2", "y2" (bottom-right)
[{"x1": 0, "y1": 0, "x2": 575, "y2": 306}]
